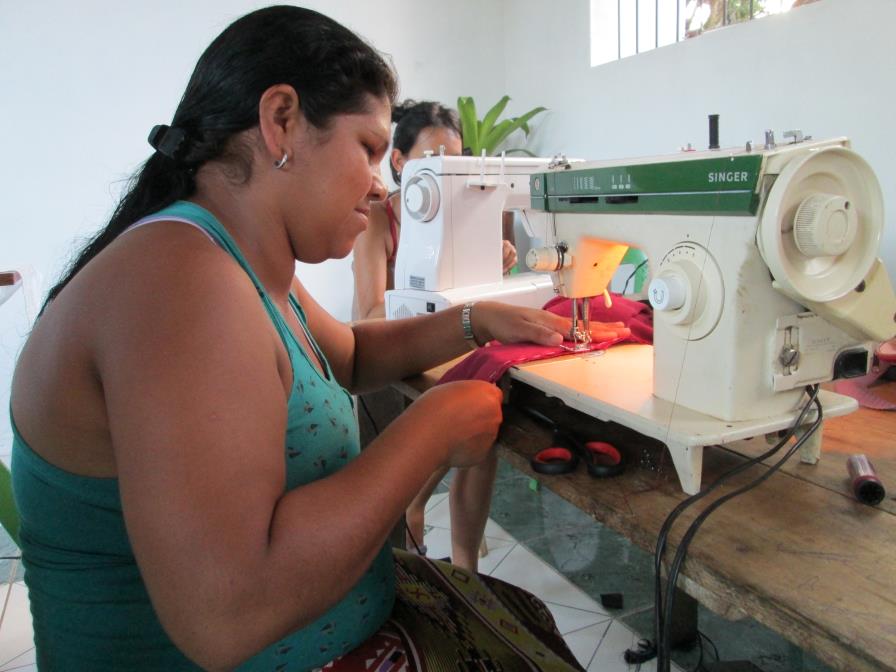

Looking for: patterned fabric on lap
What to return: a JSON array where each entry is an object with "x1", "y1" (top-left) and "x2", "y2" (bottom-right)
[{"x1": 320, "y1": 550, "x2": 585, "y2": 671}]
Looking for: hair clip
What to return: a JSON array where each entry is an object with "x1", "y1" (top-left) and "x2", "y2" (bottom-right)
[{"x1": 147, "y1": 124, "x2": 188, "y2": 161}]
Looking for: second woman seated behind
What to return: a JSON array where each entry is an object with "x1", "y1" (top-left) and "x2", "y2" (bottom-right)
[{"x1": 351, "y1": 100, "x2": 517, "y2": 571}]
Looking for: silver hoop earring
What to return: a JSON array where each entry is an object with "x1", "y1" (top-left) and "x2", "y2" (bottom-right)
[{"x1": 274, "y1": 152, "x2": 288, "y2": 169}]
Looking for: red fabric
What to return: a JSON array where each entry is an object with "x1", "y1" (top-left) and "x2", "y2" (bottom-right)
[
  {"x1": 321, "y1": 627, "x2": 409, "y2": 670},
  {"x1": 833, "y1": 365, "x2": 895, "y2": 411},
  {"x1": 832, "y1": 339, "x2": 895, "y2": 410},
  {"x1": 542, "y1": 295, "x2": 653, "y2": 343},
  {"x1": 438, "y1": 294, "x2": 653, "y2": 385}
]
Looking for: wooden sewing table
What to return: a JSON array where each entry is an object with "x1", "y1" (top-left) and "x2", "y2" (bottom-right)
[{"x1": 391, "y1": 359, "x2": 896, "y2": 672}]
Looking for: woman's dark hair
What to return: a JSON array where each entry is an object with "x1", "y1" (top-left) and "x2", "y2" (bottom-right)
[
  {"x1": 44, "y1": 5, "x2": 397, "y2": 307},
  {"x1": 390, "y1": 100, "x2": 460, "y2": 184}
]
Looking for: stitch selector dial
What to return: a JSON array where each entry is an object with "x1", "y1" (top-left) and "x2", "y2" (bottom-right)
[{"x1": 648, "y1": 242, "x2": 724, "y2": 341}]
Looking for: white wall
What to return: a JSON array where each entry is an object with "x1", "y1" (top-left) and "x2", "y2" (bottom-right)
[
  {"x1": 0, "y1": 0, "x2": 505, "y2": 458},
  {"x1": 503, "y1": 0, "x2": 896, "y2": 277},
  {"x1": 0, "y1": 0, "x2": 505, "y2": 319}
]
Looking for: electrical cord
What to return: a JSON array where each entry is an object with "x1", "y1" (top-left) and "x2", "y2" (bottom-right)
[
  {"x1": 686, "y1": 630, "x2": 719, "y2": 672},
  {"x1": 689, "y1": 629, "x2": 705, "y2": 672},
  {"x1": 403, "y1": 524, "x2": 425, "y2": 556},
  {"x1": 661, "y1": 396, "x2": 822, "y2": 669},
  {"x1": 358, "y1": 394, "x2": 380, "y2": 435},
  {"x1": 623, "y1": 259, "x2": 649, "y2": 295},
  {"x1": 656, "y1": 387, "x2": 823, "y2": 672},
  {"x1": 359, "y1": 394, "x2": 429, "y2": 556},
  {"x1": 653, "y1": 385, "x2": 821, "y2": 653},
  {"x1": 625, "y1": 385, "x2": 822, "y2": 668},
  {"x1": 624, "y1": 639, "x2": 655, "y2": 665},
  {"x1": 358, "y1": 394, "x2": 423, "y2": 554},
  {"x1": 697, "y1": 631, "x2": 719, "y2": 669}
]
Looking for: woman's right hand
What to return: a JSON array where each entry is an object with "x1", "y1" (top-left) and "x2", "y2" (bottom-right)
[{"x1": 412, "y1": 380, "x2": 504, "y2": 468}]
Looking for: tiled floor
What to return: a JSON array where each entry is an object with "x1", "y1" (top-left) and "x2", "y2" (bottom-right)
[
  {"x1": 421, "y1": 491, "x2": 677, "y2": 671},
  {"x1": 0, "y1": 458, "x2": 835, "y2": 671},
  {"x1": 463, "y1": 460, "x2": 835, "y2": 672},
  {"x1": 0, "y1": 577, "x2": 33, "y2": 672}
]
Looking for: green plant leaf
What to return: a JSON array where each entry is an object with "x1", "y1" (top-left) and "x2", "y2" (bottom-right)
[
  {"x1": 482, "y1": 119, "x2": 516, "y2": 155},
  {"x1": 457, "y1": 96, "x2": 480, "y2": 155},
  {"x1": 457, "y1": 97, "x2": 547, "y2": 156},
  {"x1": 513, "y1": 107, "x2": 547, "y2": 137},
  {"x1": 479, "y1": 96, "x2": 510, "y2": 148}
]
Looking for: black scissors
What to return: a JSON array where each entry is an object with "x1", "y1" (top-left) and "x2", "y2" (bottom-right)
[{"x1": 519, "y1": 406, "x2": 625, "y2": 478}]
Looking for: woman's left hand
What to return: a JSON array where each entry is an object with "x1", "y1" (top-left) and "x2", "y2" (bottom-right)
[{"x1": 469, "y1": 301, "x2": 631, "y2": 347}]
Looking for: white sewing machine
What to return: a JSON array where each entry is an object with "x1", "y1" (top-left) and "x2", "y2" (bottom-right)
[
  {"x1": 518, "y1": 135, "x2": 896, "y2": 494},
  {"x1": 385, "y1": 154, "x2": 560, "y2": 319}
]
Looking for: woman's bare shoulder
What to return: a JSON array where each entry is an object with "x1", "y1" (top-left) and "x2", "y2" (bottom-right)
[{"x1": 75, "y1": 221, "x2": 270, "y2": 351}]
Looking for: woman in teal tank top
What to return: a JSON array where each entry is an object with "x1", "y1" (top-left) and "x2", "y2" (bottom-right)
[
  {"x1": 12, "y1": 201, "x2": 394, "y2": 671},
  {"x1": 9, "y1": 7, "x2": 615, "y2": 670}
]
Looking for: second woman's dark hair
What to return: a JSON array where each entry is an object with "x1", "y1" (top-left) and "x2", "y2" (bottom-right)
[
  {"x1": 44, "y1": 5, "x2": 397, "y2": 307},
  {"x1": 390, "y1": 100, "x2": 460, "y2": 184}
]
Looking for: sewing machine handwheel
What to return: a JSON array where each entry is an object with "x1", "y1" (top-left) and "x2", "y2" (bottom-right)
[{"x1": 758, "y1": 146, "x2": 883, "y2": 303}]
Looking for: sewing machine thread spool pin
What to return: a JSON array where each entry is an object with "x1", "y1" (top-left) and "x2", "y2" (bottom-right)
[{"x1": 708, "y1": 114, "x2": 720, "y2": 150}]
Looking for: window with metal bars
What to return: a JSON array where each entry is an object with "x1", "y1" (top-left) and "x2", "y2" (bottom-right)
[{"x1": 590, "y1": 0, "x2": 820, "y2": 67}]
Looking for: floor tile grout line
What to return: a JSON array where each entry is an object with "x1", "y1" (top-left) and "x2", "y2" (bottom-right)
[
  {"x1": 0, "y1": 560, "x2": 21, "y2": 644},
  {"x1": 0, "y1": 646, "x2": 34, "y2": 672},
  {"x1": 0, "y1": 647, "x2": 35, "y2": 672},
  {"x1": 422, "y1": 515, "x2": 520, "y2": 542},
  {"x1": 1, "y1": 664, "x2": 37, "y2": 672},
  {"x1": 0, "y1": 560, "x2": 21, "y2": 665},
  {"x1": 0, "y1": 576, "x2": 32, "y2": 671},
  {"x1": 613, "y1": 603, "x2": 655, "y2": 620},
  {"x1": 424, "y1": 493, "x2": 659, "y2": 657},
  {"x1": 489, "y1": 524, "x2": 659, "y2": 617},
  {"x1": 500, "y1": 541, "x2": 609, "y2": 615},
  {"x1": 557, "y1": 615, "x2": 612, "y2": 637},
  {"x1": 483, "y1": 542, "x2": 517, "y2": 577},
  {"x1": 541, "y1": 597, "x2": 608, "y2": 617},
  {"x1": 425, "y1": 516, "x2": 613, "y2": 619},
  {"x1": 421, "y1": 525, "x2": 517, "y2": 550},
  {"x1": 584, "y1": 619, "x2": 613, "y2": 670},
  {"x1": 543, "y1": 599, "x2": 612, "y2": 619},
  {"x1": 425, "y1": 492, "x2": 649, "y2": 657}
]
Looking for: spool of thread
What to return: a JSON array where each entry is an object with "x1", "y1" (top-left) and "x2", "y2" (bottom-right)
[{"x1": 846, "y1": 454, "x2": 886, "y2": 505}]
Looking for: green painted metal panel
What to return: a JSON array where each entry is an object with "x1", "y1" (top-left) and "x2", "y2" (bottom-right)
[{"x1": 530, "y1": 154, "x2": 763, "y2": 215}]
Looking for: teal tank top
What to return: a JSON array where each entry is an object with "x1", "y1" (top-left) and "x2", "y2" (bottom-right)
[{"x1": 10, "y1": 201, "x2": 395, "y2": 671}]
